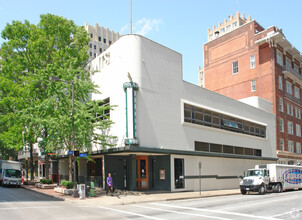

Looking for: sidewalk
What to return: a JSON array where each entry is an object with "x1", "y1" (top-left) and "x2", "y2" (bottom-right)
[{"x1": 22, "y1": 184, "x2": 240, "y2": 206}]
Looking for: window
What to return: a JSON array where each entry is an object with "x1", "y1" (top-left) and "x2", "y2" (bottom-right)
[
  {"x1": 296, "y1": 142, "x2": 301, "y2": 154},
  {"x1": 287, "y1": 103, "x2": 290, "y2": 115},
  {"x1": 195, "y1": 142, "x2": 209, "y2": 152},
  {"x1": 89, "y1": 52, "x2": 92, "y2": 56},
  {"x1": 210, "y1": 143, "x2": 222, "y2": 153},
  {"x1": 286, "y1": 81, "x2": 292, "y2": 95},
  {"x1": 251, "y1": 80, "x2": 256, "y2": 92},
  {"x1": 290, "y1": 105, "x2": 294, "y2": 116},
  {"x1": 298, "y1": 109, "x2": 301, "y2": 119},
  {"x1": 232, "y1": 61, "x2": 238, "y2": 74},
  {"x1": 286, "y1": 57, "x2": 291, "y2": 69},
  {"x1": 294, "y1": 63, "x2": 299, "y2": 73},
  {"x1": 288, "y1": 121, "x2": 294, "y2": 135},
  {"x1": 209, "y1": 34, "x2": 213, "y2": 40},
  {"x1": 184, "y1": 103, "x2": 266, "y2": 138},
  {"x1": 89, "y1": 43, "x2": 92, "y2": 48},
  {"x1": 233, "y1": 21, "x2": 238, "y2": 27},
  {"x1": 296, "y1": 124, "x2": 301, "y2": 137},
  {"x1": 280, "y1": 118, "x2": 284, "y2": 132},
  {"x1": 195, "y1": 141, "x2": 261, "y2": 157},
  {"x1": 174, "y1": 158, "x2": 184, "y2": 189},
  {"x1": 103, "y1": 38, "x2": 106, "y2": 43},
  {"x1": 280, "y1": 139, "x2": 284, "y2": 151},
  {"x1": 220, "y1": 28, "x2": 225, "y2": 33},
  {"x1": 250, "y1": 54, "x2": 255, "y2": 69},
  {"x1": 279, "y1": 98, "x2": 283, "y2": 112},
  {"x1": 226, "y1": 25, "x2": 231, "y2": 31},
  {"x1": 294, "y1": 86, "x2": 300, "y2": 99},
  {"x1": 90, "y1": 33, "x2": 93, "y2": 38},
  {"x1": 89, "y1": 98, "x2": 111, "y2": 121},
  {"x1": 278, "y1": 76, "x2": 283, "y2": 90},
  {"x1": 276, "y1": 50, "x2": 283, "y2": 66},
  {"x1": 295, "y1": 107, "x2": 298, "y2": 118},
  {"x1": 94, "y1": 53, "x2": 96, "y2": 58},
  {"x1": 98, "y1": 36, "x2": 101, "y2": 41},
  {"x1": 288, "y1": 141, "x2": 294, "y2": 152},
  {"x1": 100, "y1": 48, "x2": 102, "y2": 53},
  {"x1": 109, "y1": 40, "x2": 112, "y2": 45}
]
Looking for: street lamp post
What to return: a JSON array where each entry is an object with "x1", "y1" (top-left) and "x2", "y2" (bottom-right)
[{"x1": 50, "y1": 76, "x2": 78, "y2": 197}]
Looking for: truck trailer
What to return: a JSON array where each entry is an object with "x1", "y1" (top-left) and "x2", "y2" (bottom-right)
[
  {"x1": 0, "y1": 160, "x2": 22, "y2": 187},
  {"x1": 240, "y1": 164, "x2": 302, "y2": 195}
]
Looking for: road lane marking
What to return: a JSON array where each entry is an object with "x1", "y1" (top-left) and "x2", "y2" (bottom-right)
[
  {"x1": 151, "y1": 203, "x2": 280, "y2": 220},
  {"x1": 97, "y1": 206, "x2": 163, "y2": 220},
  {"x1": 132, "y1": 204, "x2": 229, "y2": 220},
  {"x1": 272, "y1": 208, "x2": 301, "y2": 218}
]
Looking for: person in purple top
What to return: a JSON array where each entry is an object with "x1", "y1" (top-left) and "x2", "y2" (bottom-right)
[{"x1": 106, "y1": 173, "x2": 113, "y2": 196}]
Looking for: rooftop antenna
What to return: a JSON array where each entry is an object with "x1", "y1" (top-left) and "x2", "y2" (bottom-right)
[{"x1": 130, "y1": 0, "x2": 132, "y2": 34}]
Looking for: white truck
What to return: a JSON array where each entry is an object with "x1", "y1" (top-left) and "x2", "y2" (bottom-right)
[
  {"x1": 240, "y1": 164, "x2": 302, "y2": 195},
  {"x1": 0, "y1": 160, "x2": 22, "y2": 187}
]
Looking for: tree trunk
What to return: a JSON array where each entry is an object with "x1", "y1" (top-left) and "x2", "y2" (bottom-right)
[
  {"x1": 45, "y1": 151, "x2": 49, "y2": 179},
  {"x1": 25, "y1": 159, "x2": 29, "y2": 180},
  {"x1": 44, "y1": 129, "x2": 50, "y2": 180},
  {"x1": 69, "y1": 154, "x2": 72, "y2": 181},
  {"x1": 30, "y1": 142, "x2": 34, "y2": 181}
]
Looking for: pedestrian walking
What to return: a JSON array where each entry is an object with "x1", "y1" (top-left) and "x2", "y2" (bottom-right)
[{"x1": 106, "y1": 173, "x2": 114, "y2": 196}]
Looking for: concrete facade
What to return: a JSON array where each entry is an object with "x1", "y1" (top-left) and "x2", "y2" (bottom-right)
[
  {"x1": 84, "y1": 22, "x2": 120, "y2": 60},
  {"x1": 202, "y1": 13, "x2": 302, "y2": 165},
  {"x1": 71, "y1": 34, "x2": 278, "y2": 191}
]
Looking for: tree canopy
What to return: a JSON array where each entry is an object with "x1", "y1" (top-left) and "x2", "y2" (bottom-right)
[{"x1": 0, "y1": 14, "x2": 116, "y2": 165}]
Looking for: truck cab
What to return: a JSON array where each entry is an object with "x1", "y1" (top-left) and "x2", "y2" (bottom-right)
[
  {"x1": 0, "y1": 160, "x2": 22, "y2": 187},
  {"x1": 240, "y1": 168, "x2": 269, "y2": 195}
]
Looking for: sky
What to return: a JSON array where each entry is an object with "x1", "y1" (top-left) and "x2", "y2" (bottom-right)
[{"x1": 1, "y1": 0, "x2": 301, "y2": 85}]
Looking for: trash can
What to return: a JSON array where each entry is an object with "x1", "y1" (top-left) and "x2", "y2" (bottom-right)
[
  {"x1": 77, "y1": 184, "x2": 85, "y2": 199},
  {"x1": 90, "y1": 182, "x2": 95, "y2": 197},
  {"x1": 85, "y1": 182, "x2": 90, "y2": 197}
]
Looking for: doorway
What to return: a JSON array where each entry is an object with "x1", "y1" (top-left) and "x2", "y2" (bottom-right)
[{"x1": 136, "y1": 156, "x2": 149, "y2": 190}]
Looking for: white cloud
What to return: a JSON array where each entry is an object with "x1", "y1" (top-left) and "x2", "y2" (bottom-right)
[
  {"x1": 120, "y1": 24, "x2": 129, "y2": 35},
  {"x1": 120, "y1": 18, "x2": 162, "y2": 36}
]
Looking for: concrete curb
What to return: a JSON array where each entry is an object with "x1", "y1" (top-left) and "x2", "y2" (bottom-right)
[{"x1": 21, "y1": 185, "x2": 241, "y2": 206}]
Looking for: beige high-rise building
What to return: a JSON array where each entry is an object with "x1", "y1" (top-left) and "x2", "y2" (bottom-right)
[{"x1": 85, "y1": 22, "x2": 120, "y2": 60}]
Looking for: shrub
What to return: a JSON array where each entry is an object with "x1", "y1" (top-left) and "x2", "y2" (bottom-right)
[
  {"x1": 62, "y1": 180, "x2": 74, "y2": 189},
  {"x1": 40, "y1": 179, "x2": 53, "y2": 184},
  {"x1": 46, "y1": 179, "x2": 53, "y2": 184}
]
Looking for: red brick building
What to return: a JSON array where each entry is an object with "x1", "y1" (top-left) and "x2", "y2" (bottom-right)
[{"x1": 203, "y1": 12, "x2": 302, "y2": 164}]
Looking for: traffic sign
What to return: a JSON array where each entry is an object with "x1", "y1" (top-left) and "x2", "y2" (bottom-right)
[
  {"x1": 68, "y1": 151, "x2": 73, "y2": 155},
  {"x1": 79, "y1": 153, "x2": 87, "y2": 157}
]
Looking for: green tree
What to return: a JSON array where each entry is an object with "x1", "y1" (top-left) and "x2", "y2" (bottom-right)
[{"x1": 0, "y1": 14, "x2": 116, "y2": 181}]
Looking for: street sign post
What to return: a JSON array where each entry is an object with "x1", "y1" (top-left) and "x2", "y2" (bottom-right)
[{"x1": 199, "y1": 162, "x2": 202, "y2": 195}]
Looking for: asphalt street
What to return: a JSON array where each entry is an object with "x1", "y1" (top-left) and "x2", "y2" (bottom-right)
[{"x1": 0, "y1": 185, "x2": 301, "y2": 219}]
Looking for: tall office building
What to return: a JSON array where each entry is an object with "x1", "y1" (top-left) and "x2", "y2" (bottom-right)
[
  {"x1": 202, "y1": 12, "x2": 302, "y2": 164},
  {"x1": 85, "y1": 22, "x2": 120, "y2": 60}
]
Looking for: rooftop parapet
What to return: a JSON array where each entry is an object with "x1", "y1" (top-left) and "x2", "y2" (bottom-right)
[{"x1": 207, "y1": 12, "x2": 251, "y2": 42}]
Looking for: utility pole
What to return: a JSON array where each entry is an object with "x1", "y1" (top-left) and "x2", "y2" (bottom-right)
[{"x1": 130, "y1": 0, "x2": 132, "y2": 34}]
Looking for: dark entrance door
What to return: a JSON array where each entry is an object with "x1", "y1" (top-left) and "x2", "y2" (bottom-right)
[{"x1": 136, "y1": 156, "x2": 149, "y2": 190}]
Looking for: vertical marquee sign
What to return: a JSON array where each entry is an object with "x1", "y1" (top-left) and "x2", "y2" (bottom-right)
[{"x1": 123, "y1": 82, "x2": 139, "y2": 145}]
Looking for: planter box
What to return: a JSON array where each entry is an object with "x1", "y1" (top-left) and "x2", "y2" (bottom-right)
[
  {"x1": 54, "y1": 187, "x2": 73, "y2": 195},
  {"x1": 63, "y1": 189, "x2": 73, "y2": 195},
  {"x1": 36, "y1": 183, "x2": 57, "y2": 189},
  {"x1": 54, "y1": 187, "x2": 64, "y2": 193}
]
